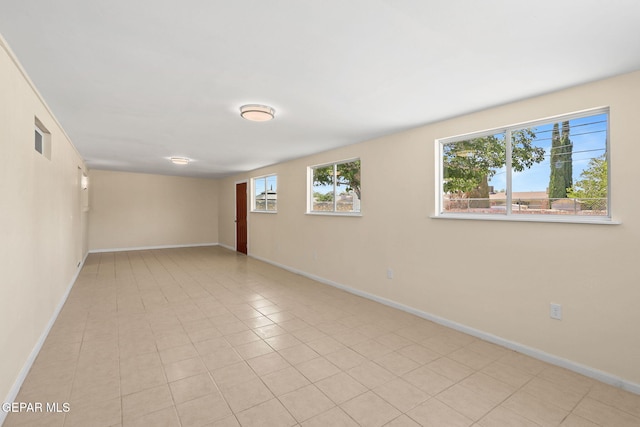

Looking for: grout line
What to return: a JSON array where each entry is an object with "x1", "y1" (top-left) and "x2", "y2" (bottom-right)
[{"x1": 12, "y1": 247, "x2": 639, "y2": 427}]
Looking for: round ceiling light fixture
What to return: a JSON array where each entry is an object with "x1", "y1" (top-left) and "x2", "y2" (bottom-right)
[
  {"x1": 170, "y1": 157, "x2": 190, "y2": 165},
  {"x1": 240, "y1": 104, "x2": 275, "y2": 122}
]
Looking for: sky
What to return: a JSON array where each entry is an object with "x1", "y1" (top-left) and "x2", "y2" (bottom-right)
[
  {"x1": 488, "y1": 113, "x2": 607, "y2": 193},
  {"x1": 254, "y1": 175, "x2": 277, "y2": 196}
]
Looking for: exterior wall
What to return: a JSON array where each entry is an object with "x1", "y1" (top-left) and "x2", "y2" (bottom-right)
[
  {"x1": 0, "y1": 37, "x2": 88, "y2": 406},
  {"x1": 88, "y1": 170, "x2": 219, "y2": 251},
  {"x1": 219, "y1": 70, "x2": 640, "y2": 387}
]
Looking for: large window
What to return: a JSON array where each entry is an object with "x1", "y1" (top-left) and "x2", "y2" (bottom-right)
[
  {"x1": 252, "y1": 174, "x2": 277, "y2": 212},
  {"x1": 309, "y1": 159, "x2": 361, "y2": 214},
  {"x1": 437, "y1": 108, "x2": 609, "y2": 220}
]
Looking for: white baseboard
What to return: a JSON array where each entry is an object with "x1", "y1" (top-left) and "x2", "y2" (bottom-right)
[
  {"x1": 248, "y1": 253, "x2": 640, "y2": 396},
  {"x1": 1, "y1": 252, "x2": 89, "y2": 426},
  {"x1": 89, "y1": 242, "x2": 219, "y2": 253},
  {"x1": 218, "y1": 243, "x2": 235, "y2": 251}
]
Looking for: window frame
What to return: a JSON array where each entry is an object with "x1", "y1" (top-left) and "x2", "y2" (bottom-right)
[
  {"x1": 251, "y1": 174, "x2": 278, "y2": 213},
  {"x1": 435, "y1": 107, "x2": 614, "y2": 224},
  {"x1": 34, "y1": 118, "x2": 52, "y2": 159},
  {"x1": 307, "y1": 158, "x2": 361, "y2": 216},
  {"x1": 34, "y1": 124, "x2": 44, "y2": 154}
]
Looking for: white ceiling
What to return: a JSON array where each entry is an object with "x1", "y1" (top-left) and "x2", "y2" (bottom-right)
[{"x1": 2, "y1": 1, "x2": 640, "y2": 178}]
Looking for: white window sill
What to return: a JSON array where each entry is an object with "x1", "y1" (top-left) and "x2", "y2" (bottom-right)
[
  {"x1": 306, "y1": 212, "x2": 362, "y2": 217},
  {"x1": 431, "y1": 213, "x2": 620, "y2": 225},
  {"x1": 251, "y1": 210, "x2": 277, "y2": 214}
]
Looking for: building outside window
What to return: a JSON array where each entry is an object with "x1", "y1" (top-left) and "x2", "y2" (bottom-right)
[{"x1": 252, "y1": 174, "x2": 277, "y2": 212}]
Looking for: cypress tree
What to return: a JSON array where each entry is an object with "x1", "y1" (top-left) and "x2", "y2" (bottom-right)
[{"x1": 548, "y1": 121, "x2": 572, "y2": 200}]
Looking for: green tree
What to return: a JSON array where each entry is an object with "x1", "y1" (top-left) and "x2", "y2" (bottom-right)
[
  {"x1": 567, "y1": 154, "x2": 607, "y2": 210},
  {"x1": 313, "y1": 191, "x2": 333, "y2": 202},
  {"x1": 313, "y1": 160, "x2": 361, "y2": 200},
  {"x1": 548, "y1": 121, "x2": 572, "y2": 199},
  {"x1": 443, "y1": 130, "x2": 544, "y2": 207}
]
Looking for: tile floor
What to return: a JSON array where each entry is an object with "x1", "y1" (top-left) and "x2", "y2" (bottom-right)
[{"x1": 4, "y1": 246, "x2": 640, "y2": 427}]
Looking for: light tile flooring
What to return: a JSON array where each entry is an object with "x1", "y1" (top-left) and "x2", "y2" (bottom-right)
[{"x1": 5, "y1": 246, "x2": 640, "y2": 427}]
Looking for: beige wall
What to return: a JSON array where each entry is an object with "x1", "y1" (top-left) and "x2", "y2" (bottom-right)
[
  {"x1": 0, "y1": 37, "x2": 88, "y2": 405},
  {"x1": 219, "y1": 71, "x2": 640, "y2": 387},
  {"x1": 88, "y1": 170, "x2": 219, "y2": 251}
]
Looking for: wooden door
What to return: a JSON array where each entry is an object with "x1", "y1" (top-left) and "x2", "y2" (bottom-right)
[{"x1": 235, "y1": 182, "x2": 248, "y2": 254}]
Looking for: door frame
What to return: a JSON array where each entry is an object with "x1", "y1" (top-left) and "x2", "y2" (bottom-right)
[
  {"x1": 234, "y1": 179, "x2": 249, "y2": 254},
  {"x1": 74, "y1": 166, "x2": 83, "y2": 267}
]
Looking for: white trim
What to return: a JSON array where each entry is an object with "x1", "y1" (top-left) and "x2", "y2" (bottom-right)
[
  {"x1": 435, "y1": 139, "x2": 442, "y2": 215},
  {"x1": 505, "y1": 128, "x2": 513, "y2": 214},
  {"x1": 34, "y1": 123, "x2": 46, "y2": 135},
  {"x1": 0, "y1": 252, "x2": 89, "y2": 426},
  {"x1": 250, "y1": 174, "x2": 278, "y2": 213},
  {"x1": 34, "y1": 124, "x2": 44, "y2": 154},
  {"x1": 307, "y1": 166, "x2": 313, "y2": 213},
  {"x1": 431, "y1": 214, "x2": 620, "y2": 225},
  {"x1": 308, "y1": 158, "x2": 362, "y2": 215},
  {"x1": 305, "y1": 212, "x2": 362, "y2": 217},
  {"x1": 244, "y1": 251, "x2": 640, "y2": 395},
  {"x1": 605, "y1": 113, "x2": 612, "y2": 218},
  {"x1": 218, "y1": 243, "x2": 235, "y2": 251},
  {"x1": 89, "y1": 243, "x2": 219, "y2": 253}
]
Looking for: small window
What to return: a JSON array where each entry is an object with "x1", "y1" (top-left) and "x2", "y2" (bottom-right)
[
  {"x1": 34, "y1": 118, "x2": 51, "y2": 159},
  {"x1": 35, "y1": 126, "x2": 44, "y2": 154},
  {"x1": 437, "y1": 108, "x2": 609, "y2": 220},
  {"x1": 309, "y1": 159, "x2": 361, "y2": 214},
  {"x1": 252, "y1": 174, "x2": 277, "y2": 212}
]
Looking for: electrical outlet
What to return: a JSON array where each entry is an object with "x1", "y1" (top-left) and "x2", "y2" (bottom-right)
[
  {"x1": 387, "y1": 268, "x2": 394, "y2": 279},
  {"x1": 550, "y1": 303, "x2": 562, "y2": 320}
]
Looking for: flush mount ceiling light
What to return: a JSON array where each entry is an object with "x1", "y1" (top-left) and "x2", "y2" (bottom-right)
[
  {"x1": 240, "y1": 104, "x2": 275, "y2": 122},
  {"x1": 170, "y1": 157, "x2": 190, "y2": 165}
]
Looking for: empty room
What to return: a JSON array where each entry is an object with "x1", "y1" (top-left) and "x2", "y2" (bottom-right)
[{"x1": 1, "y1": 1, "x2": 640, "y2": 426}]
